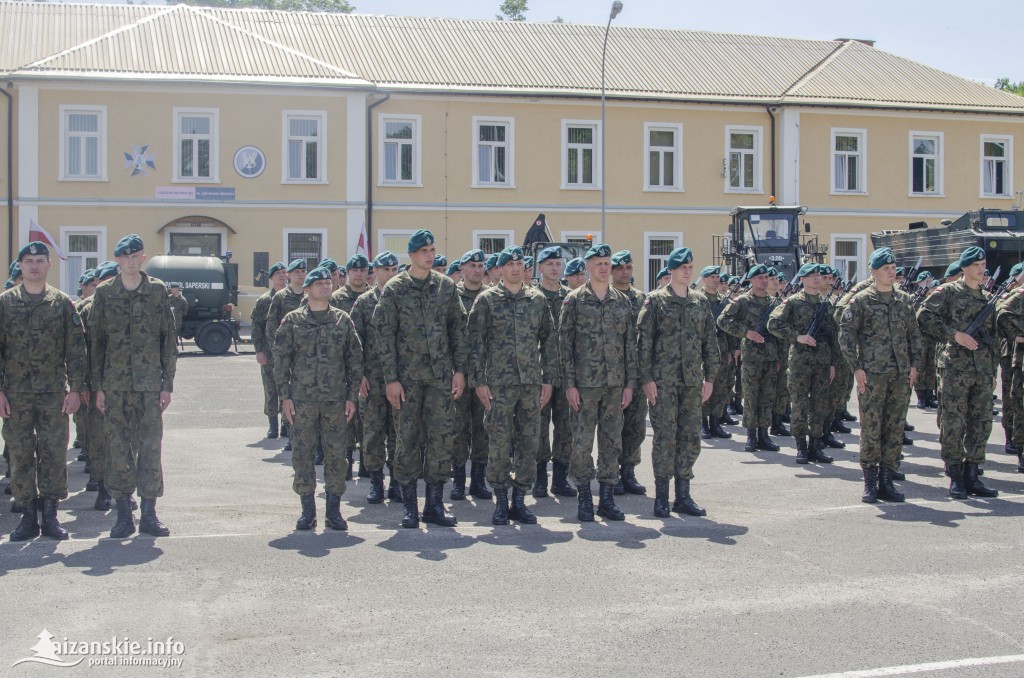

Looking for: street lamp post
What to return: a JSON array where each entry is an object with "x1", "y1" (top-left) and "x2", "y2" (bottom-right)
[{"x1": 600, "y1": 0, "x2": 623, "y2": 244}]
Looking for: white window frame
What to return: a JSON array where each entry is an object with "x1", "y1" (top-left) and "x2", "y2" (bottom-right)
[
  {"x1": 725, "y1": 125, "x2": 763, "y2": 194},
  {"x1": 643, "y1": 232, "x2": 683, "y2": 293},
  {"x1": 378, "y1": 114, "x2": 422, "y2": 187},
  {"x1": 830, "y1": 233, "x2": 867, "y2": 283},
  {"x1": 58, "y1": 105, "x2": 107, "y2": 182},
  {"x1": 643, "y1": 122, "x2": 683, "y2": 192},
  {"x1": 282, "y1": 228, "x2": 328, "y2": 268},
  {"x1": 909, "y1": 131, "x2": 944, "y2": 197},
  {"x1": 173, "y1": 107, "x2": 219, "y2": 183},
  {"x1": 282, "y1": 110, "x2": 327, "y2": 185},
  {"x1": 830, "y1": 128, "x2": 868, "y2": 195},
  {"x1": 59, "y1": 226, "x2": 106, "y2": 295},
  {"x1": 980, "y1": 134, "x2": 1013, "y2": 199},
  {"x1": 561, "y1": 119, "x2": 602, "y2": 190},
  {"x1": 471, "y1": 117, "x2": 515, "y2": 189},
  {"x1": 163, "y1": 224, "x2": 229, "y2": 257},
  {"x1": 376, "y1": 228, "x2": 415, "y2": 265},
  {"x1": 472, "y1": 229, "x2": 515, "y2": 254}
]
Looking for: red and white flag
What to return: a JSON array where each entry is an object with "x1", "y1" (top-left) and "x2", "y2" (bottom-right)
[
  {"x1": 356, "y1": 219, "x2": 369, "y2": 257},
  {"x1": 28, "y1": 220, "x2": 67, "y2": 260}
]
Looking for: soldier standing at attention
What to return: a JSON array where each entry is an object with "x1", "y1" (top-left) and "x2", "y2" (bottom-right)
[
  {"x1": 839, "y1": 249, "x2": 921, "y2": 503},
  {"x1": 167, "y1": 283, "x2": 189, "y2": 337},
  {"x1": 82, "y1": 262, "x2": 118, "y2": 510},
  {"x1": 610, "y1": 250, "x2": 648, "y2": 496},
  {"x1": 251, "y1": 261, "x2": 287, "y2": 439},
  {"x1": 432, "y1": 254, "x2": 448, "y2": 275},
  {"x1": 766, "y1": 270, "x2": 793, "y2": 439},
  {"x1": 767, "y1": 263, "x2": 840, "y2": 465},
  {"x1": 917, "y1": 247, "x2": 1000, "y2": 499},
  {"x1": 331, "y1": 254, "x2": 371, "y2": 478},
  {"x1": 446, "y1": 259, "x2": 463, "y2": 283},
  {"x1": 376, "y1": 229, "x2": 468, "y2": 529},
  {"x1": 318, "y1": 258, "x2": 342, "y2": 291},
  {"x1": 559, "y1": 243, "x2": 637, "y2": 522},
  {"x1": 913, "y1": 271, "x2": 940, "y2": 409},
  {"x1": 484, "y1": 254, "x2": 500, "y2": 286},
  {"x1": 468, "y1": 247, "x2": 557, "y2": 525},
  {"x1": 996, "y1": 263, "x2": 1024, "y2": 471},
  {"x1": 266, "y1": 259, "x2": 308, "y2": 452},
  {"x1": 637, "y1": 248, "x2": 720, "y2": 517},
  {"x1": 564, "y1": 257, "x2": 587, "y2": 290},
  {"x1": 699, "y1": 265, "x2": 733, "y2": 440},
  {"x1": 74, "y1": 269, "x2": 97, "y2": 476},
  {"x1": 274, "y1": 266, "x2": 362, "y2": 531},
  {"x1": 0, "y1": 242, "x2": 87, "y2": 541},
  {"x1": 91, "y1": 234, "x2": 177, "y2": 538}
]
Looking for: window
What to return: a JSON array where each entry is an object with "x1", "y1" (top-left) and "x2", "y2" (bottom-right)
[
  {"x1": 283, "y1": 111, "x2": 326, "y2": 183},
  {"x1": 285, "y1": 231, "x2": 325, "y2": 271},
  {"x1": 174, "y1": 108, "x2": 218, "y2": 182},
  {"x1": 60, "y1": 106, "x2": 106, "y2": 181},
  {"x1": 910, "y1": 132, "x2": 943, "y2": 196},
  {"x1": 831, "y1": 129, "x2": 866, "y2": 194},
  {"x1": 61, "y1": 228, "x2": 105, "y2": 294},
  {"x1": 562, "y1": 120, "x2": 601, "y2": 189},
  {"x1": 831, "y1": 234, "x2": 867, "y2": 282},
  {"x1": 644, "y1": 123, "x2": 683, "y2": 191},
  {"x1": 474, "y1": 230, "x2": 514, "y2": 255},
  {"x1": 169, "y1": 233, "x2": 222, "y2": 257},
  {"x1": 981, "y1": 135, "x2": 1013, "y2": 198},
  {"x1": 644, "y1": 233, "x2": 682, "y2": 292},
  {"x1": 726, "y1": 126, "x2": 762, "y2": 193},
  {"x1": 472, "y1": 117, "x2": 514, "y2": 188},
  {"x1": 377, "y1": 229, "x2": 414, "y2": 265},
  {"x1": 380, "y1": 115, "x2": 421, "y2": 186}
]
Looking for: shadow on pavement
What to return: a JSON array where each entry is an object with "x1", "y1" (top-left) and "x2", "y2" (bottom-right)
[
  {"x1": 659, "y1": 519, "x2": 750, "y2": 545},
  {"x1": 574, "y1": 521, "x2": 662, "y2": 549},
  {"x1": 267, "y1": 531, "x2": 366, "y2": 557},
  {"x1": 60, "y1": 538, "x2": 164, "y2": 576},
  {"x1": 875, "y1": 495, "x2": 1024, "y2": 527},
  {"x1": 475, "y1": 524, "x2": 574, "y2": 553},
  {"x1": 375, "y1": 529, "x2": 476, "y2": 561},
  {"x1": 0, "y1": 540, "x2": 66, "y2": 576}
]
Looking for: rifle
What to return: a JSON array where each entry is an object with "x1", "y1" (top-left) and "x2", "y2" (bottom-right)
[
  {"x1": 984, "y1": 266, "x2": 1001, "y2": 293},
  {"x1": 713, "y1": 279, "x2": 743, "y2": 319},
  {"x1": 754, "y1": 275, "x2": 799, "y2": 336},
  {"x1": 899, "y1": 257, "x2": 923, "y2": 292},
  {"x1": 806, "y1": 278, "x2": 845, "y2": 338},
  {"x1": 911, "y1": 280, "x2": 936, "y2": 310},
  {"x1": 964, "y1": 271, "x2": 1020, "y2": 344}
]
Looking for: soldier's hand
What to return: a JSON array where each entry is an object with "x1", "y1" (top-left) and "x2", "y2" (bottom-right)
[
  {"x1": 829, "y1": 366, "x2": 836, "y2": 383},
  {"x1": 452, "y1": 372, "x2": 466, "y2": 399},
  {"x1": 256, "y1": 351, "x2": 268, "y2": 366},
  {"x1": 565, "y1": 387, "x2": 581, "y2": 412},
  {"x1": 700, "y1": 381, "x2": 713, "y2": 403},
  {"x1": 282, "y1": 398, "x2": 295, "y2": 424},
  {"x1": 359, "y1": 376, "x2": 370, "y2": 399},
  {"x1": 345, "y1": 400, "x2": 356, "y2": 422},
  {"x1": 95, "y1": 390, "x2": 106, "y2": 415},
  {"x1": 0, "y1": 391, "x2": 10, "y2": 418},
  {"x1": 80, "y1": 391, "x2": 90, "y2": 406},
  {"x1": 954, "y1": 331, "x2": 978, "y2": 351},
  {"x1": 643, "y1": 381, "x2": 657, "y2": 406},
  {"x1": 386, "y1": 382, "x2": 405, "y2": 410},
  {"x1": 746, "y1": 330, "x2": 765, "y2": 344},
  {"x1": 855, "y1": 369, "x2": 867, "y2": 394},
  {"x1": 540, "y1": 384, "x2": 552, "y2": 409},
  {"x1": 621, "y1": 387, "x2": 633, "y2": 410},
  {"x1": 159, "y1": 391, "x2": 173, "y2": 412},
  {"x1": 62, "y1": 392, "x2": 81, "y2": 415},
  {"x1": 797, "y1": 334, "x2": 817, "y2": 347},
  {"x1": 475, "y1": 385, "x2": 493, "y2": 411},
  {"x1": 1016, "y1": 336, "x2": 1024, "y2": 344},
  {"x1": 909, "y1": 367, "x2": 918, "y2": 389},
  {"x1": 733, "y1": 350, "x2": 740, "y2": 361}
]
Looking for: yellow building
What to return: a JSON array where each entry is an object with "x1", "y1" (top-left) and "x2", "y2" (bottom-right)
[{"x1": 0, "y1": 2, "x2": 1021, "y2": 315}]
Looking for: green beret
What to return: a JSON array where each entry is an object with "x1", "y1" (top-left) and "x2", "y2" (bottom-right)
[
  {"x1": 338, "y1": 266, "x2": 347, "y2": 276},
  {"x1": 18, "y1": 241, "x2": 49, "y2": 261},
  {"x1": 818, "y1": 265, "x2": 835, "y2": 276},
  {"x1": 79, "y1": 269, "x2": 96, "y2": 285},
  {"x1": 796, "y1": 262, "x2": 819, "y2": 278},
  {"x1": 95, "y1": 261, "x2": 119, "y2": 280},
  {"x1": 564, "y1": 258, "x2": 586, "y2": 276},
  {"x1": 347, "y1": 254, "x2": 369, "y2": 270},
  {"x1": 746, "y1": 264, "x2": 770, "y2": 280},
  {"x1": 287, "y1": 258, "x2": 307, "y2": 273},
  {"x1": 656, "y1": 267, "x2": 670, "y2": 282},
  {"x1": 446, "y1": 261, "x2": 461, "y2": 276},
  {"x1": 699, "y1": 265, "x2": 721, "y2": 278},
  {"x1": 497, "y1": 246, "x2": 525, "y2": 267},
  {"x1": 944, "y1": 261, "x2": 962, "y2": 278},
  {"x1": 268, "y1": 261, "x2": 286, "y2": 276},
  {"x1": 584, "y1": 243, "x2": 611, "y2": 260},
  {"x1": 303, "y1": 266, "x2": 332, "y2": 287},
  {"x1": 408, "y1": 229, "x2": 435, "y2": 253},
  {"x1": 373, "y1": 251, "x2": 399, "y2": 267},
  {"x1": 524, "y1": 256, "x2": 534, "y2": 269},
  {"x1": 1010, "y1": 263, "x2": 1024, "y2": 278},
  {"x1": 896, "y1": 267, "x2": 906, "y2": 277},
  {"x1": 766, "y1": 267, "x2": 778, "y2": 277},
  {"x1": 718, "y1": 272, "x2": 730, "y2": 283},
  {"x1": 318, "y1": 258, "x2": 339, "y2": 273},
  {"x1": 3, "y1": 279, "x2": 13, "y2": 289},
  {"x1": 113, "y1": 234, "x2": 144, "y2": 257},
  {"x1": 915, "y1": 270, "x2": 933, "y2": 283},
  {"x1": 984, "y1": 269, "x2": 991, "y2": 277},
  {"x1": 958, "y1": 246, "x2": 985, "y2": 268},
  {"x1": 7, "y1": 260, "x2": 19, "y2": 277},
  {"x1": 666, "y1": 247, "x2": 693, "y2": 270},
  {"x1": 484, "y1": 254, "x2": 499, "y2": 272},
  {"x1": 461, "y1": 249, "x2": 485, "y2": 265},
  {"x1": 432, "y1": 254, "x2": 447, "y2": 268},
  {"x1": 611, "y1": 250, "x2": 633, "y2": 267},
  {"x1": 168, "y1": 282, "x2": 181, "y2": 289},
  {"x1": 537, "y1": 246, "x2": 563, "y2": 264}
]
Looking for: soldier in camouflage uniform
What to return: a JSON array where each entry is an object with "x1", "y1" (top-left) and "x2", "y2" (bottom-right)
[
  {"x1": 766, "y1": 270, "x2": 793, "y2": 439},
  {"x1": 638, "y1": 248, "x2": 720, "y2": 518},
  {"x1": 167, "y1": 283, "x2": 190, "y2": 336},
  {"x1": 446, "y1": 259, "x2": 462, "y2": 283},
  {"x1": 912, "y1": 271, "x2": 940, "y2": 409},
  {"x1": 559, "y1": 243, "x2": 637, "y2": 522},
  {"x1": 468, "y1": 247, "x2": 558, "y2": 525},
  {"x1": 376, "y1": 229, "x2": 468, "y2": 529},
  {"x1": 266, "y1": 259, "x2": 308, "y2": 453},
  {"x1": 564, "y1": 257, "x2": 587, "y2": 291},
  {"x1": 768, "y1": 263, "x2": 840, "y2": 464},
  {"x1": 610, "y1": 250, "x2": 648, "y2": 496},
  {"x1": 91, "y1": 234, "x2": 177, "y2": 539},
  {"x1": 274, "y1": 266, "x2": 362, "y2": 531},
  {"x1": 839, "y1": 249, "x2": 922, "y2": 503},
  {"x1": 533, "y1": 246, "x2": 577, "y2": 498},
  {"x1": 699, "y1": 266, "x2": 733, "y2": 439},
  {"x1": 73, "y1": 269, "x2": 98, "y2": 481},
  {"x1": 81, "y1": 263, "x2": 119, "y2": 510},
  {"x1": 0, "y1": 242, "x2": 87, "y2": 541},
  {"x1": 250, "y1": 261, "x2": 287, "y2": 439},
  {"x1": 996, "y1": 263, "x2": 1024, "y2": 471},
  {"x1": 918, "y1": 247, "x2": 1001, "y2": 499},
  {"x1": 331, "y1": 254, "x2": 371, "y2": 479},
  {"x1": 484, "y1": 254, "x2": 500, "y2": 286}
]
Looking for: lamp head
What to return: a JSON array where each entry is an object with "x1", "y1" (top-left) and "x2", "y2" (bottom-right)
[{"x1": 610, "y1": 1, "x2": 623, "y2": 19}]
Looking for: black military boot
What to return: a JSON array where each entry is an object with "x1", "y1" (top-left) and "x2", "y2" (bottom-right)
[
  {"x1": 795, "y1": 436, "x2": 810, "y2": 464},
  {"x1": 744, "y1": 428, "x2": 758, "y2": 452},
  {"x1": 267, "y1": 415, "x2": 279, "y2": 439},
  {"x1": 85, "y1": 477, "x2": 100, "y2": 492},
  {"x1": 700, "y1": 416, "x2": 712, "y2": 439},
  {"x1": 37, "y1": 499, "x2": 68, "y2": 540},
  {"x1": 110, "y1": 495, "x2": 136, "y2": 539},
  {"x1": 809, "y1": 437, "x2": 834, "y2": 464},
  {"x1": 401, "y1": 482, "x2": 419, "y2": 528},
  {"x1": 653, "y1": 479, "x2": 671, "y2": 517},
  {"x1": 945, "y1": 462, "x2": 968, "y2": 499},
  {"x1": 9, "y1": 499, "x2": 40, "y2": 541},
  {"x1": 621, "y1": 465, "x2": 646, "y2": 495},
  {"x1": 915, "y1": 390, "x2": 928, "y2": 409},
  {"x1": 902, "y1": 431, "x2": 913, "y2": 446},
  {"x1": 492, "y1": 488, "x2": 510, "y2": 525},
  {"x1": 324, "y1": 492, "x2": 348, "y2": 531},
  {"x1": 732, "y1": 398, "x2": 744, "y2": 415},
  {"x1": 550, "y1": 461, "x2": 577, "y2": 497},
  {"x1": 83, "y1": 457, "x2": 91, "y2": 475},
  {"x1": 1017, "y1": 453, "x2": 1024, "y2": 473},
  {"x1": 532, "y1": 461, "x2": 549, "y2": 498},
  {"x1": 76, "y1": 445, "x2": 86, "y2": 461},
  {"x1": 903, "y1": 421, "x2": 915, "y2": 432},
  {"x1": 94, "y1": 482, "x2": 111, "y2": 511},
  {"x1": 927, "y1": 390, "x2": 939, "y2": 408},
  {"x1": 596, "y1": 484, "x2": 625, "y2": 521},
  {"x1": 510, "y1": 487, "x2": 537, "y2": 524},
  {"x1": 358, "y1": 450, "x2": 370, "y2": 478},
  {"x1": 450, "y1": 463, "x2": 467, "y2": 500},
  {"x1": 367, "y1": 470, "x2": 385, "y2": 504},
  {"x1": 781, "y1": 404, "x2": 792, "y2": 423},
  {"x1": 295, "y1": 493, "x2": 316, "y2": 531},
  {"x1": 861, "y1": 467, "x2": 879, "y2": 503},
  {"x1": 720, "y1": 408, "x2": 738, "y2": 426},
  {"x1": 283, "y1": 438, "x2": 292, "y2": 452},
  {"x1": 822, "y1": 428, "x2": 846, "y2": 449},
  {"x1": 756, "y1": 427, "x2": 780, "y2": 452},
  {"x1": 313, "y1": 445, "x2": 325, "y2": 466},
  {"x1": 280, "y1": 422, "x2": 290, "y2": 438},
  {"x1": 1005, "y1": 436, "x2": 1020, "y2": 455},
  {"x1": 963, "y1": 462, "x2": 998, "y2": 497},
  {"x1": 577, "y1": 483, "x2": 595, "y2": 522},
  {"x1": 769, "y1": 414, "x2": 791, "y2": 437},
  {"x1": 139, "y1": 497, "x2": 170, "y2": 536},
  {"x1": 422, "y1": 483, "x2": 457, "y2": 527},
  {"x1": 891, "y1": 462, "x2": 906, "y2": 481},
  {"x1": 468, "y1": 462, "x2": 492, "y2": 500},
  {"x1": 613, "y1": 475, "x2": 625, "y2": 495},
  {"x1": 877, "y1": 468, "x2": 905, "y2": 502},
  {"x1": 387, "y1": 472, "x2": 403, "y2": 502},
  {"x1": 831, "y1": 415, "x2": 852, "y2": 434},
  {"x1": 672, "y1": 478, "x2": 707, "y2": 516},
  {"x1": 344, "y1": 449, "x2": 353, "y2": 478},
  {"x1": 710, "y1": 415, "x2": 733, "y2": 439}
]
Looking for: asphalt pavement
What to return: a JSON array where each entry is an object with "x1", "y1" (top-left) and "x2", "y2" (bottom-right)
[{"x1": 1, "y1": 344, "x2": 1023, "y2": 677}]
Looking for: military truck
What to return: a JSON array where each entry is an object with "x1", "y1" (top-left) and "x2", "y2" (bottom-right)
[
  {"x1": 144, "y1": 255, "x2": 241, "y2": 355},
  {"x1": 712, "y1": 204, "x2": 827, "y2": 280},
  {"x1": 871, "y1": 208, "x2": 1024, "y2": 279}
]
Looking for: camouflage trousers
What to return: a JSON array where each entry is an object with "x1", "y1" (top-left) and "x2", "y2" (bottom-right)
[
  {"x1": 740, "y1": 360, "x2": 775, "y2": 429},
  {"x1": 453, "y1": 389, "x2": 488, "y2": 468},
  {"x1": 705, "y1": 353, "x2": 736, "y2": 417},
  {"x1": 937, "y1": 368, "x2": 994, "y2": 464},
  {"x1": 261, "y1": 363, "x2": 279, "y2": 417},
  {"x1": 787, "y1": 360, "x2": 831, "y2": 438},
  {"x1": 484, "y1": 384, "x2": 541, "y2": 492},
  {"x1": 828, "y1": 357, "x2": 854, "y2": 418},
  {"x1": 360, "y1": 382, "x2": 396, "y2": 473},
  {"x1": 2, "y1": 391, "x2": 69, "y2": 503},
  {"x1": 734, "y1": 357, "x2": 743, "y2": 401},
  {"x1": 103, "y1": 391, "x2": 164, "y2": 500},
  {"x1": 291, "y1": 399, "x2": 348, "y2": 496},
  {"x1": 774, "y1": 352, "x2": 791, "y2": 415},
  {"x1": 537, "y1": 386, "x2": 572, "y2": 466},
  {"x1": 1011, "y1": 365, "x2": 1024, "y2": 446},
  {"x1": 917, "y1": 341, "x2": 937, "y2": 390},
  {"x1": 999, "y1": 357, "x2": 1021, "y2": 438},
  {"x1": 857, "y1": 371, "x2": 911, "y2": 471},
  {"x1": 392, "y1": 378, "x2": 455, "y2": 486},
  {"x1": 649, "y1": 382, "x2": 702, "y2": 481},
  {"x1": 570, "y1": 387, "x2": 625, "y2": 487},
  {"x1": 346, "y1": 410, "x2": 362, "y2": 454},
  {"x1": 87, "y1": 402, "x2": 108, "y2": 484},
  {"x1": 619, "y1": 389, "x2": 648, "y2": 468}
]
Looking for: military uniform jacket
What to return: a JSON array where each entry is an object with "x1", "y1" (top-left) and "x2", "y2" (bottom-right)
[
  {"x1": 78, "y1": 296, "x2": 95, "y2": 390},
  {"x1": 330, "y1": 283, "x2": 368, "y2": 315},
  {"x1": 538, "y1": 284, "x2": 568, "y2": 387},
  {"x1": 249, "y1": 287, "x2": 278, "y2": 355},
  {"x1": 838, "y1": 287, "x2": 922, "y2": 375},
  {"x1": 637, "y1": 286, "x2": 720, "y2": 387},
  {"x1": 273, "y1": 306, "x2": 363, "y2": 402},
  {"x1": 996, "y1": 287, "x2": 1024, "y2": 367},
  {"x1": 375, "y1": 270, "x2": 468, "y2": 384},
  {"x1": 168, "y1": 295, "x2": 189, "y2": 332},
  {"x1": 767, "y1": 290, "x2": 840, "y2": 365},
  {"x1": 718, "y1": 292, "x2": 781, "y2": 363},
  {"x1": 0, "y1": 284, "x2": 87, "y2": 393},
  {"x1": 617, "y1": 285, "x2": 645, "y2": 320},
  {"x1": 704, "y1": 291, "x2": 735, "y2": 357},
  {"x1": 90, "y1": 272, "x2": 177, "y2": 393},
  {"x1": 350, "y1": 285, "x2": 384, "y2": 380},
  {"x1": 456, "y1": 281, "x2": 485, "y2": 315},
  {"x1": 467, "y1": 283, "x2": 558, "y2": 387},
  {"x1": 559, "y1": 283, "x2": 638, "y2": 390},
  {"x1": 918, "y1": 280, "x2": 999, "y2": 375},
  {"x1": 265, "y1": 287, "x2": 304, "y2": 352}
]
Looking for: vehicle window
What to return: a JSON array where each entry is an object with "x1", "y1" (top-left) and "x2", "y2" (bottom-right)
[{"x1": 745, "y1": 215, "x2": 792, "y2": 247}]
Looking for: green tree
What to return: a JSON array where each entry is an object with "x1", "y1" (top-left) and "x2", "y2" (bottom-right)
[
  {"x1": 182, "y1": 0, "x2": 355, "y2": 12},
  {"x1": 552, "y1": 16, "x2": 565, "y2": 23},
  {"x1": 496, "y1": 0, "x2": 528, "y2": 21},
  {"x1": 995, "y1": 78, "x2": 1024, "y2": 96}
]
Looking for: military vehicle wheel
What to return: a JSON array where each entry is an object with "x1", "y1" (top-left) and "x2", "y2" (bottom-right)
[{"x1": 196, "y1": 323, "x2": 232, "y2": 355}]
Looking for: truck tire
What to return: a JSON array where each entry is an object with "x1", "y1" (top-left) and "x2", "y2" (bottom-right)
[{"x1": 196, "y1": 322, "x2": 233, "y2": 355}]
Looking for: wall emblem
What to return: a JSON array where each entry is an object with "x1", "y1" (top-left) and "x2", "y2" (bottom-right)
[
  {"x1": 123, "y1": 145, "x2": 156, "y2": 177},
  {"x1": 233, "y1": 146, "x2": 266, "y2": 178}
]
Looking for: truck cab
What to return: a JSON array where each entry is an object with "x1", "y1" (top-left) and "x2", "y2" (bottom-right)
[{"x1": 714, "y1": 204, "x2": 825, "y2": 281}]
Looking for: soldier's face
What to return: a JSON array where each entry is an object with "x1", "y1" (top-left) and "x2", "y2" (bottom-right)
[
  {"x1": 170, "y1": 287, "x2": 182, "y2": 297},
  {"x1": 82, "y1": 280, "x2": 97, "y2": 298},
  {"x1": 375, "y1": 265, "x2": 398, "y2": 286},
  {"x1": 270, "y1": 270, "x2": 288, "y2": 288},
  {"x1": 567, "y1": 272, "x2": 586, "y2": 289},
  {"x1": 657, "y1": 276, "x2": 669, "y2": 288},
  {"x1": 409, "y1": 244, "x2": 436, "y2": 272},
  {"x1": 964, "y1": 260, "x2": 987, "y2": 285},
  {"x1": 802, "y1": 272, "x2": 822, "y2": 292},
  {"x1": 330, "y1": 270, "x2": 342, "y2": 288},
  {"x1": 671, "y1": 262, "x2": 693, "y2": 287},
  {"x1": 612, "y1": 263, "x2": 633, "y2": 286},
  {"x1": 20, "y1": 254, "x2": 50, "y2": 283},
  {"x1": 500, "y1": 260, "x2": 525, "y2": 285},
  {"x1": 349, "y1": 268, "x2": 367, "y2": 287},
  {"x1": 306, "y1": 279, "x2": 334, "y2": 301},
  {"x1": 116, "y1": 250, "x2": 146, "y2": 275},
  {"x1": 873, "y1": 263, "x2": 897, "y2": 286},
  {"x1": 462, "y1": 260, "x2": 484, "y2": 284},
  {"x1": 750, "y1": 274, "x2": 769, "y2": 293},
  {"x1": 367, "y1": 270, "x2": 376, "y2": 285},
  {"x1": 288, "y1": 269, "x2": 306, "y2": 288},
  {"x1": 767, "y1": 277, "x2": 780, "y2": 293},
  {"x1": 587, "y1": 257, "x2": 611, "y2": 283},
  {"x1": 538, "y1": 259, "x2": 562, "y2": 282}
]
